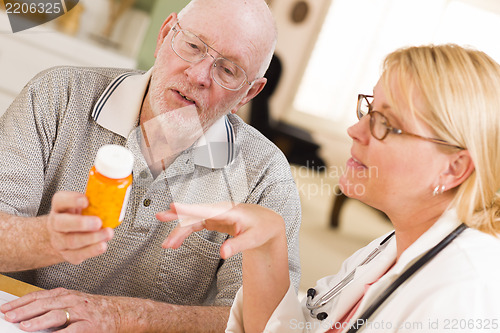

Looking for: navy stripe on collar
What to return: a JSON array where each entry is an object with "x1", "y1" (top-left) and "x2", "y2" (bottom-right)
[
  {"x1": 224, "y1": 117, "x2": 235, "y2": 165},
  {"x1": 92, "y1": 72, "x2": 136, "y2": 121}
]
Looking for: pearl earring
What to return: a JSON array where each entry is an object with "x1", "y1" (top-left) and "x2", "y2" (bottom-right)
[{"x1": 432, "y1": 184, "x2": 446, "y2": 196}]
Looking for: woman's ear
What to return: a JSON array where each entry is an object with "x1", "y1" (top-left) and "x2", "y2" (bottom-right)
[
  {"x1": 441, "y1": 150, "x2": 475, "y2": 190},
  {"x1": 154, "y1": 13, "x2": 178, "y2": 58}
]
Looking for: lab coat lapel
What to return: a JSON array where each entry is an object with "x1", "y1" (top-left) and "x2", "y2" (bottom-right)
[
  {"x1": 349, "y1": 209, "x2": 462, "y2": 322},
  {"x1": 319, "y1": 235, "x2": 397, "y2": 324}
]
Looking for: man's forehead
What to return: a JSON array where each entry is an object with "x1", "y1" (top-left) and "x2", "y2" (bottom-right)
[
  {"x1": 180, "y1": 19, "x2": 251, "y2": 64},
  {"x1": 177, "y1": 0, "x2": 273, "y2": 76}
]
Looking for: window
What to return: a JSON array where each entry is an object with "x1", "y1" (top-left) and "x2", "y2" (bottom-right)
[{"x1": 291, "y1": 0, "x2": 500, "y2": 132}]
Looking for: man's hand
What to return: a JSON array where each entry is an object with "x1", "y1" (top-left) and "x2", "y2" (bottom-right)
[
  {"x1": 0, "y1": 288, "x2": 231, "y2": 333},
  {"x1": 47, "y1": 191, "x2": 114, "y2": 265},
  {"x1": 0, "y1": 288, "x2": 120, "y2": 332},
  {"x1": 0, "y1": 191, "x2": 114, "y2": 272}
]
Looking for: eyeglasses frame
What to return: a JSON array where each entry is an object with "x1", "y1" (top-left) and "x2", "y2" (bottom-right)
[
  {"x1": 357, "y1": 94, "x2": 464, "y2": 150},
  {"x1": 170, "y1": 22, "x2": 253, "y2": 91}
]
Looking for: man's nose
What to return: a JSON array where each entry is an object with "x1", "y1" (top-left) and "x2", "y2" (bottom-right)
[{"x1": 185, "y1": 56, "x2": 214, "y2": 88}]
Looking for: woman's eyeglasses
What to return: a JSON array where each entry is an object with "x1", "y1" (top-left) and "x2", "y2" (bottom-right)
[{"x1": 357, "y1": 94, "x2": 464, "y2": 150}]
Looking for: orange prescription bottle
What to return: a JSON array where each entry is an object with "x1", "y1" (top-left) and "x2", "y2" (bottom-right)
[{"x1": 82, "y1": 145, "x2": 134, "y2": 229}]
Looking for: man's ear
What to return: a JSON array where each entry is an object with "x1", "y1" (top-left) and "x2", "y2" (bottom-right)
[
  {"x1": 441, "y1": 150, "x2": 475, "y2": 191},
  {"x1": 229, "y1": 78, "x2": 267, "y2": 114},
  {"x1": 154, "y1": 13, "x2": 178, "y2": 58}
]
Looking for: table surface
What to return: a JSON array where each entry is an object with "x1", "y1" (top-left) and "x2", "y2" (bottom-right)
[{"x1": 0, "y1": 274, "x2": 41, "y2": 297}]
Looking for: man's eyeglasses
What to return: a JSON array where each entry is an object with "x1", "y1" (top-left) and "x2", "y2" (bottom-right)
[
  {"x1": 357, "y1": 94, "x2": 464, "y2": 150},
  {"x1": 171, "y1": 22, "x2": 253, "y2": 91}
]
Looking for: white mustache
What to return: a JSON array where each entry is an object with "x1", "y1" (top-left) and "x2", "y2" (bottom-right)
[{"x1": 170, "y1": 83, "x2": 206, "y2": 110}]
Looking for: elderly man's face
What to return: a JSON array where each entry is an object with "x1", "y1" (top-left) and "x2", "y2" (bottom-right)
[{"x1": 145, "y1": 9, "x2": 265, "y2": 133}]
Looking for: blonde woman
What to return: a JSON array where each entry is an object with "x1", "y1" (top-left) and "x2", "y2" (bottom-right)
[{"x1": 160, "y1": 44, "x2": 500, "y2": 332}]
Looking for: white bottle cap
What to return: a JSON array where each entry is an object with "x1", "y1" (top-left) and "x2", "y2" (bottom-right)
[{"x1": 94, "y1": 145, "x2": 134, "y2": 179}]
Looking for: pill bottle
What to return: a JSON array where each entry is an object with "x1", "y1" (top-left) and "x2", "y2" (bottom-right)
[{"x1": 82, "y1": 145, "x2": 134, "y2": 229}]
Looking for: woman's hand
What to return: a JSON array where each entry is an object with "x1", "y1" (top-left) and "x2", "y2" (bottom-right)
[
  {"x1": 158, "y1": 202, "x2": 290, "y2": 332},
  {"x1": 158, "y1": 202, "x2": 286, "y2": 259}
]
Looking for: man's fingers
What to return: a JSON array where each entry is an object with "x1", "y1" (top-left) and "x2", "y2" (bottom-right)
[
  {"x1": 57, "y1": 228, "x2": 113, "y2": 251},
  {"x1": 4, "y1": 302, "x2": 51, "y2": 324},
  {"x1": 2, "y1": 288, "x2": 67, "y2": 319},
  {"x1": 62, "y1": 241, "x2": 110, "y2": 265},
  {"x1": 1, "y1": 292, "x2": 37, "y2": 312},
  {"x1": 51, "y1": 192, "x2": 88, "y2": 213},
  {"x1": 18, "y1": 309, "x2": 70, "y2": 332},
  {"x1": 2, "y1": 288, "x2": 118, "y2": 332},
  {"x1": 2, "y1": 289, "x2": 78, "y2": 332},
  {"x1": 51, "y1": 213, "x2": 102, "y2": 233}
]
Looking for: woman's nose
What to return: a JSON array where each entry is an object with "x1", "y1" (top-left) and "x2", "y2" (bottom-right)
[{"x1": 347, "y1": 115, "x2": 371, "y2": 145}]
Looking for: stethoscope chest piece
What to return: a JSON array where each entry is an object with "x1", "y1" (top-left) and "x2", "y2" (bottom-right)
[
  {"x1": 306, "y1": 288, "x2": 328, "y2": 320},
  {"x1": 305, "y1": 231, "x2": 396, "y2": 320}
]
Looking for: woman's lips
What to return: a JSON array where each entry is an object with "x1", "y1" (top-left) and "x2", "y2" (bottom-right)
[{"x1": 346, "y1": 157, "x2": 367, "y2": 169}]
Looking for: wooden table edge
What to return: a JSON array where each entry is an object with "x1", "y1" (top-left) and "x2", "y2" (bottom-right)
[{"x1": 0, "y1": 274, "x2": 42, "y2": 297}]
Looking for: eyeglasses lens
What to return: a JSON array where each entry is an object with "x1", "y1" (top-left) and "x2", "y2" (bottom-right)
[
  {"x1": 213, "y1": 59, "x2": 244, "y2": 89},
  {"x1": 357, "y1": 95, "x2": 370, "y2": 119},
  {"x1": 357, "y1": 95, "x2": 388, "y2": 140},
  {"x1": 172, "y1": 29, "x2": 246, "y2": 90},
  {"x1": 173, "y1": 30, "x2": 206, "y2": 61},
  {"x1": 370, "y1": 112, "x2": 388, "y2": 140}
]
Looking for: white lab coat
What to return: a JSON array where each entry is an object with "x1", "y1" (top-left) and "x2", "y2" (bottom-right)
[{"x1": 226, "y1": 209, "x2": 500, "y2": 332}]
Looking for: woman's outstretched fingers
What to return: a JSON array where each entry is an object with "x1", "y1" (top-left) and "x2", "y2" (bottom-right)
[
  {"x1": 162, "y1": 220, "x2": 205, "y2": 249},
  {"x1": 161, "y1": 202, "x2": 285, "y2": 260}
]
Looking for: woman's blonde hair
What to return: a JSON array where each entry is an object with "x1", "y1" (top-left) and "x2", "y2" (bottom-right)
[{"x1": 380, "y1": 44, "x2": 500, "y2": 234}]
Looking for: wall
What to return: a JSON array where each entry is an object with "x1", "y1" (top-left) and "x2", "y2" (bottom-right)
[
  {"x1": 136, "y1": 0, "x2": 189, "y2": 70},
  {"x1": 267, "y1": 0, "x2": 331, "y2": 121}
]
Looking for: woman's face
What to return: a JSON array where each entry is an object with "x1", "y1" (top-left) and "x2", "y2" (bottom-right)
[{"x1": 339, "y1": 79, "x2": 448, "y2": 214}]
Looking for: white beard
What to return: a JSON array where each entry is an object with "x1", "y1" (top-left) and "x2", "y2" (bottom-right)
[
  {"x1": 142, "y1": 71, "x2": 244, "y2": 171},
  {"x1": 140, "y1": 105, "x2": 204, "y2": 165}
]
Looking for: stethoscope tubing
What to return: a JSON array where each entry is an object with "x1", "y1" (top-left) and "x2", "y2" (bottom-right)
[{"x1": 346, "y1": 223, "x2": 467, "y2": 333}]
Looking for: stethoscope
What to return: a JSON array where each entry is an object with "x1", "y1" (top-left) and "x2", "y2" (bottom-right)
[
  {"x1": 305, "y1": 223, "x2": 467, "y2": 333},
  {"x1": 306, "y1": 231, "x2": 395, "y2": 321}
]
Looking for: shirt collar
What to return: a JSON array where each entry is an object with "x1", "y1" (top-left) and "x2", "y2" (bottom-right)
[{"x1": 92, "y1": 68, "x2": 236, "y2": 169}]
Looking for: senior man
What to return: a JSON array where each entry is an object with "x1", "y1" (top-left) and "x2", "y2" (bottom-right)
[{"x1": 0, "y1": 0, "x2": 301, "y2": 331}]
